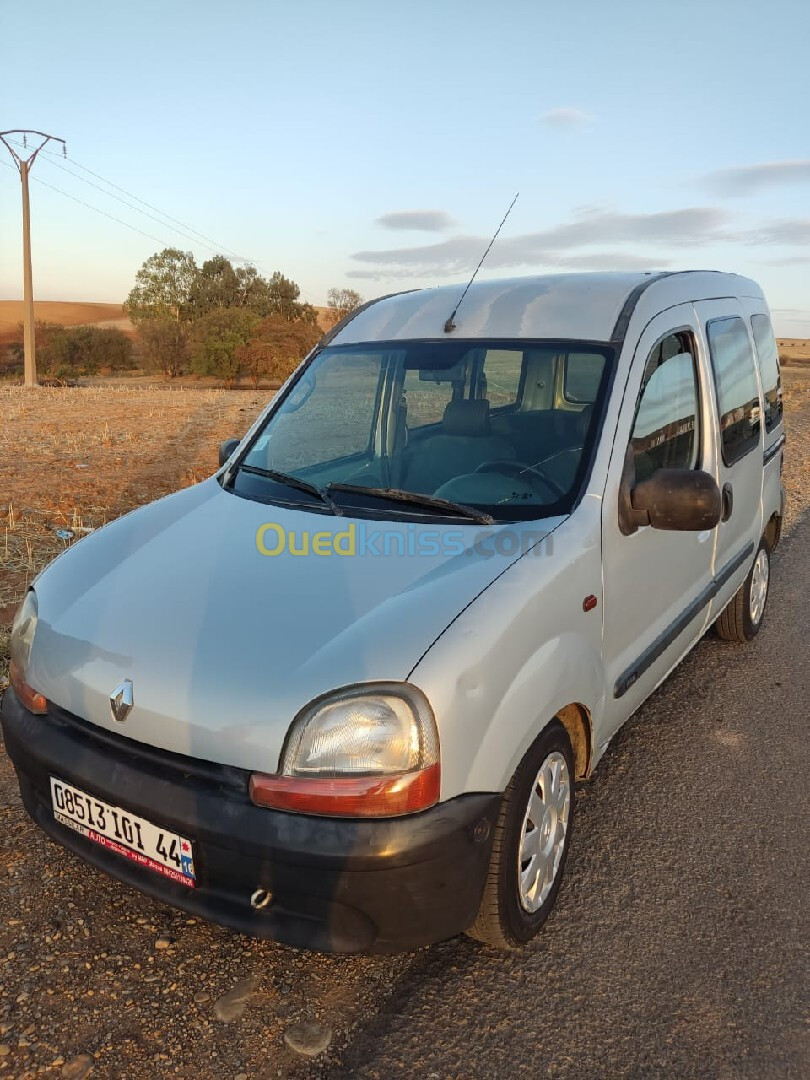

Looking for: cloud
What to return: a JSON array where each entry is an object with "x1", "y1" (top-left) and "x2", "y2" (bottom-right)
[
  {"x1": 540, "y1": 107, "x2": 593, "y2": 128},
  {"x1": 746, "y1": 219, "x2": 810, "y2": 246},
  {"x1": 375, "y1": 210, "x2": 457, "y2": 232},
  {"x1": 762, "y1": 255, "x2": 810, "y2": 266},
  {"x1": 543, "y1": 252, "x2": 671, "y2": 271},
  {"x1": 350, "y1": 207, "x2": 728, "y2": 279},
  {"x1": 699, "y1": 160, "x2": 810, "y2": 197},
  {"x1": 346, "y1": 252, "x2": 668, "y2": 283}
]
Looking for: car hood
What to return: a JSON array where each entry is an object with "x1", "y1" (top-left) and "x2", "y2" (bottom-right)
[{"x1": 29, "y1": 479, "x2": 562, "y2": 773}]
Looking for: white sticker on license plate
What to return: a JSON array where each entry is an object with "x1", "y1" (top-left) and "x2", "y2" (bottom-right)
[{"x1": 49, "y1": 776, "x2": 196, "y2": 887}]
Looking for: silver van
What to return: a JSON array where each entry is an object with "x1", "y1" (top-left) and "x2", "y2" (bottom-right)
[{"x1": 2, "y1": 271, "x2": 785, "y2": 952}]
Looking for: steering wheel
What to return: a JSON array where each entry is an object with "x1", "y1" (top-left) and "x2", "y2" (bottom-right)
[{"x1": 475, "y1": 459, "x2": 567, "y2": 499}]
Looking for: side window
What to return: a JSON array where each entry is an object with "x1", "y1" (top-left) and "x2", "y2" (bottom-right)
[
  {"x1": 403, "y1": 368, "x2": 457, "y2": 430},
  {"x1": 750, "y1": 314, "x2": 783, "y2": 432},
  {"x1": 630, "y1": 331, "x2": 700, "y2": 483},
  {"x1": 564, "y1": 352, "x2": 607, "y2": 404},
  {"x1": 481, "y1": 349, "x2": 523, "y2": 409},
  {"x1": 706, "y1": 318, "x2": 761, "y2": 465}
]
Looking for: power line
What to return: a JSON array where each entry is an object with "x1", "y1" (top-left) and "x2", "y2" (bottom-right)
[
  {"x1": 26, "y1": 139, "x2": 247, "y2": 261},
  {"x1": 5, "y1": 135, "x2": 248, "y2": 260},
  {"x1": 1, "y1": 147, "x2": 329, "y2": 308},
  {"x1": 29, "y1": 143, "x2": 327, "y2": 303},
  {"x1": 1, "y1": 156, "x2": 184, "y2": 248}
]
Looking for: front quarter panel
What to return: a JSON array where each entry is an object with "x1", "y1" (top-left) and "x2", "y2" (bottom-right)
[{"x1": 410, "y1": 498, "x2": 606, "y2": 799}]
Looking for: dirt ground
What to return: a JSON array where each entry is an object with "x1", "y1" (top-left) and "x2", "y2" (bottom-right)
[
  {"x1": 0, "y1": 373, "x2": 808, "y2": 1078},
  {"x1": 778, "y1": 338, "x2": 810, "y2": 363},
  {"x1": 0, "y1": 304, "x2": 134, "y2": 348}
]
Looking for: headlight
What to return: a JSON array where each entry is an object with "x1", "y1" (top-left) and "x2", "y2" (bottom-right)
[
  {"x1": 249, "y1": 684, "x2": 440, "y2": 817},
  {"x1": 9, "y1": 590, "x2": 47, "y2": 714},
  {"x1": 282, "y1": 686, "x2": 438, "y2": 777}
]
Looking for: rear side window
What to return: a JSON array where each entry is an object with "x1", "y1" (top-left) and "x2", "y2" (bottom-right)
[
  {"x1": 706, "y1": 318, "x2": 761, "y2": 465},
  {"x1": 750, "y1": 314, "x2": 783, "y2": 432},
  {"x1": 631, "y1": 331, "x2": 700, "y2": 482}
]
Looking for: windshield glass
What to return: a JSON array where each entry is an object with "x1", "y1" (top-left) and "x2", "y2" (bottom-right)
[{"x1": 233, "y1": 339, "x2": 613, "y2": 521}]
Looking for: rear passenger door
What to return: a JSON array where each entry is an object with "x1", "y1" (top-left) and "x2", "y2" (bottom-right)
[
  {"x1": 749, "y1": 312, "x2": 785, "y2": 531},
  {"x1": 693, "y1": 301, "x2": 764, "y2": 619}
]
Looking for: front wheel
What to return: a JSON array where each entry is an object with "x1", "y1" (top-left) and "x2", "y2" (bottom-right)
[
  {"x1": 715, "y1": 540, "x2": 770, "y2": 643},
  {"x1": 467, "y1": 721, "x2": 574, "y2": 949}
]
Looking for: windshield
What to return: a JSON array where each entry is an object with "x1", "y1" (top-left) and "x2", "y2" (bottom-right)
[{"x1": 231, "y1": 339, "x2": 613, "y2": 521}]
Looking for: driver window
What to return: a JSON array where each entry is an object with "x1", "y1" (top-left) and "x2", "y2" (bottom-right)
[{"x1": 631, "y1": 331, "x2": 700, "y2": 483}]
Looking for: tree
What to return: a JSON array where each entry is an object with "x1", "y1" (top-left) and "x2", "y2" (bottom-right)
[
  {"x1": 236, "y1": 315, "x2": 321, "y2": 387},
  {"x1": 264, "y1": 271, "x2": 318, "y2": 325},
  {"x1": 189, "y1": 308, "x2": 260, "y2": 383},
  {"x1": 137, "y1": 318, "x2": 190, "y2": 378},
  {"x1": 235, "y1": 265, "x2": 272, "y2": 312},
  {"x1": 2, "y1": 321, "x2": 129, "y2": 380},
  {"x1": 124, "y1": 250, "x2": 321, "y2": 380},
  {"x1": 326, "y1": 287, "x2": 364, "y2": 326},
  {"x1": 92, "y1": 328, "x2": 136, "y2": 371},
  {"x1": 125, "y1": 248, "x2": 198, "y2": 324},
  {"x1": 188, "y1": 255, "x2": 241, "y2": 318}
]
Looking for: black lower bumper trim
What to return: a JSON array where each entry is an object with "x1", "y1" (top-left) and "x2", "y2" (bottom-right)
[{"x1": 0, "y1": 689, "x2": 499, "y2": 953}]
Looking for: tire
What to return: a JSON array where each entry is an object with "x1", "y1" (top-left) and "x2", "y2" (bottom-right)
[
  {"x1": 715, "y1": 539, "x2": 770, "y2": 643},
  {"x1": 467, "y1": 721, "x2": 575, "y2": 950}
]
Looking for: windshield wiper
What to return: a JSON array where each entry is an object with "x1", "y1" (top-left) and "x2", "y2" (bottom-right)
[
  {"x1": 326, "y1": 483, "x2": 494, "y2": 525},
  {"x1": 236, "y1": 465, "x2": 343, "y2": 516}
]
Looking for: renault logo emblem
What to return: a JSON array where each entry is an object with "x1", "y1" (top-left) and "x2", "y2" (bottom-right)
[{"x1": 110, "y1": 679, "x2": 134, "y2": 723}]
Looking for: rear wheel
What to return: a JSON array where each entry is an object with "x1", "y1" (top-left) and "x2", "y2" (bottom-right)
[
  {"x1": 715, "y1": 540, "x2": 770, "y2": 643},
  {"x1": 467, "y1": 721, "x2": 574, "y2": 949}
]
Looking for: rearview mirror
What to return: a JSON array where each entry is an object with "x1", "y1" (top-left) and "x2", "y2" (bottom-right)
[
  {"x1": 619, "y1": 449, "x2": 721, "y2": 535},
  {"x1": 284, "y1": 374, "x2": 316, "y2": 413},
  {"x1": 219, "y1": 438, "x2": 240, "y2": 467}
]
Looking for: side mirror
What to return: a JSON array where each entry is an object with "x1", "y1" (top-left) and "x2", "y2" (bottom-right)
[
  {"x1": 219, "y1": 438, "x2": 240, "y2": 468},
  {"x1": 619, "y1": 448, "x2": 721, "y2": 534}
]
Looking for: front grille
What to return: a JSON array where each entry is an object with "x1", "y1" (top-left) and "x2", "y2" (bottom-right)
[{"x1": 46, "y1": 703, "x2": 250, "y2": 798}]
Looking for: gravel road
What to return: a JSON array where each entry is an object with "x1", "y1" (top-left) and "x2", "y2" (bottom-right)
[
  {"x1": 320, "y1": 511, "x2": 809, "y2": 1080},
  {"x1": 0, "y1": 374, "x2": 808, "y2": 1079}
]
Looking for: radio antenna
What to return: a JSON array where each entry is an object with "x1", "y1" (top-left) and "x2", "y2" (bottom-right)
[{"x1": 444, "y1": 191, "x2": 519, "y2": 333}]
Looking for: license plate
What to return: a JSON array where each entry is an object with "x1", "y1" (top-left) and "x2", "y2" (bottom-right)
[{"x1": 50, "y1": 776, "x2": 196, "y2": 887}]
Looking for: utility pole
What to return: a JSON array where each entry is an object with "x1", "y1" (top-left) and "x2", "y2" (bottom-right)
[{"x1": 0, "y1": 129, "x2": 67, "y2": 386}]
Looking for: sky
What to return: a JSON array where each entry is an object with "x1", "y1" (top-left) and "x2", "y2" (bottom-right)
[{"x1": 1, "y1": 0, "x2": 808, "y2": 334}]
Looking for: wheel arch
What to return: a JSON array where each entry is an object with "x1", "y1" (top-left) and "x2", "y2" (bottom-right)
[
  {"x1": 763, "y1": 510, "x2": 782, "y2": 552},
  {"x1": 451, "y1": 630, "x2": 604, "y2": 797},
  {"x1": 554, "y1": 703, "x2": 593, "y2": 781}
]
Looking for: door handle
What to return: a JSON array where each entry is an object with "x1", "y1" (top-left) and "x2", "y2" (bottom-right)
[{"x1": 721, "y1": 483, "x2": 733, "y2": 521}]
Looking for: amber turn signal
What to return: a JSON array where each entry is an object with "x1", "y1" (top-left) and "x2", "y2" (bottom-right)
[
  {"x1": 249, "y1": 762, "x2": 440, "y2": 818},
  {"x1": 9, "y1": 659, "x2": 48, "y2": 715}
]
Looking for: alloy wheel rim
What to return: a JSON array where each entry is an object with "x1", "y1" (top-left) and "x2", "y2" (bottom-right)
[
  {"x1": 518, "y1": 750, "x2": 571, "y2": 913},
  {"x1": 749, "y1": 548, "x2": 769, "y2": 626}
]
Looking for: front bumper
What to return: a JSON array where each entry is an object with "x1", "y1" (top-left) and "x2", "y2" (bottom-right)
[{"x1": 0, "y1": 689, "x2": 499, "y2": 953}]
